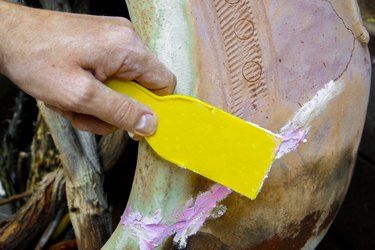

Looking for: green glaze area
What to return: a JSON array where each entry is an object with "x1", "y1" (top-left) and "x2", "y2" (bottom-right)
[
  {"x1": 147, "y1": 0, "x2": 196, "y2": 95},
  {"x1": 102, "y1": 227, "x2": 139, "y2": 250},
  {"x1": 127, "y1": 0, "x2": 197, "y2": 95},
  {"x1": 125, "y1": 0, "x2": 158, "y2": 48},
  {"x1": 124, "y1": 143, "x2": 195, "y2": 223},
  {"x1": 183, "y1": 1, "x2": 198, "y2": 95}
]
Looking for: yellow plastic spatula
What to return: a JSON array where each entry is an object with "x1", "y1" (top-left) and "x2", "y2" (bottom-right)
[{"x1": 106, "y1": 79, "x2": 282, "y2": 199}]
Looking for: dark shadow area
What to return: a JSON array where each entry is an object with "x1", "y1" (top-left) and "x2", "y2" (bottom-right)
[{"x1": 319, "y1": 36, "x2": 375, "y2": 250}]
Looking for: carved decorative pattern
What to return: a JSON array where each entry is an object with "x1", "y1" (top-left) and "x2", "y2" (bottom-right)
[
  {"x1": 234, "y1": 19, "x2": 254, "y2": 40},
  {"x1": 242, "y1": 61, "x2": 262, "y2": 82},
  {"x1": 213, "y1": 0, "x2": 266, "y2": 118}
]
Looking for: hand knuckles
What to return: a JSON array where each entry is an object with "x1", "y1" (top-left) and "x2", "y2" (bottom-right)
[
  {"x1": 102, "y1": 24, "x2": 135, "y2": 46},
  {"x1": 114, "y1": 23, "x2": 137, "y2": 40},
  {"x1": 122, "y1": 29, "x2": 145, "y2": 50},
  {"x1": 111, "y1": 16, "x2": 133, "y2": 29},
  {"x1": 120, "y1": 48, "x2": 146, "y2": 75},
  {"x1": 66, "y1": 83, "x2": 97, "y2": 111},
  {"x1": 106, "y1": 30, "x2": 141, "y2": 57},
  {"x1": 131, "y1": 48, "x2": 145, "y2": 63}
]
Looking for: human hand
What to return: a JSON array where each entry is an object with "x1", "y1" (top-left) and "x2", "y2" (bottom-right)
[{"x1": 0, "y1": 1, "x2": 176, "y2": 135}]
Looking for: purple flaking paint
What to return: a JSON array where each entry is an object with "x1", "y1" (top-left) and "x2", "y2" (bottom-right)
[
  {"x1": 275, "y1": 127, "x2": 308, "y2": 159},
  {"x1": 120, "y1": 184, "x2": 231, "y2": 250},
  {"x1": 120, "y1": 208, "x2": 170, "y2": 250},
  {"x1": 172, "y1": 184, "x2": 232, "y2": 248}
]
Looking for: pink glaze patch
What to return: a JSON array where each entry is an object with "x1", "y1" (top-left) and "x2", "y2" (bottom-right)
[
  {"x1": 120, "y1": 184, "x2": 231, "y2": 250},
  {"x1": 275, "y1": 127, "x2": 308, "y2": 159},
  {"x1": 172, "y1": 184, "x2": 232, "y2": 248},
  {"x1": 120, "y1": 208, "x2": 169, "y2": 250}
]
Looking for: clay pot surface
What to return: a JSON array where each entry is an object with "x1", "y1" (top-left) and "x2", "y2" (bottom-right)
[{"x1": 104, "y1": 1, "x2": 371, "y2": 249}]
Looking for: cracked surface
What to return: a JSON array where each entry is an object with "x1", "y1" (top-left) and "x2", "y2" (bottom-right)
[
  {"x1": 264, "y1": 0, "x2": 355, "y2": 105},
  {"x1": 323, "y1": 0, "x2": 356, "y2": 81},
  {"x1": 327, "y1": 0, "x2": 370, "y2": 43}
]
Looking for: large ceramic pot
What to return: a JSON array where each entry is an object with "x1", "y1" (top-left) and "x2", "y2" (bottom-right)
[{"x1": 104, "y1": 0, "x2": 371, "y2": 249}]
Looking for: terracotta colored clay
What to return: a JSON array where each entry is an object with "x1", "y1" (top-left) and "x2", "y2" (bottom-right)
[{"x1": 103, "y1": 0, "x2": 371, "y2": 249}]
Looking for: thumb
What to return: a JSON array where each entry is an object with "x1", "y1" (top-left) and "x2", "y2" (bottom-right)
[{"x1": 69, "y1": 71, "x2": 158, "y2": 136}]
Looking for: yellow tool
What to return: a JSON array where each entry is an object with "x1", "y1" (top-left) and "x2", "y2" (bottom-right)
[{"x1": 106, "y1": 80, "x2": 282, "y2": 199}]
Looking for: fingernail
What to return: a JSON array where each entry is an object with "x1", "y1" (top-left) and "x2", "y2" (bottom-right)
[{"x1": 134, "y1": 113, "x2": 157, "y2": 136}]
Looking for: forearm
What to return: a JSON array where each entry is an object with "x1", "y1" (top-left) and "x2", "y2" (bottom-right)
[{"x1": 0, "y1": 1, "x2": 25, "y2": 75}]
